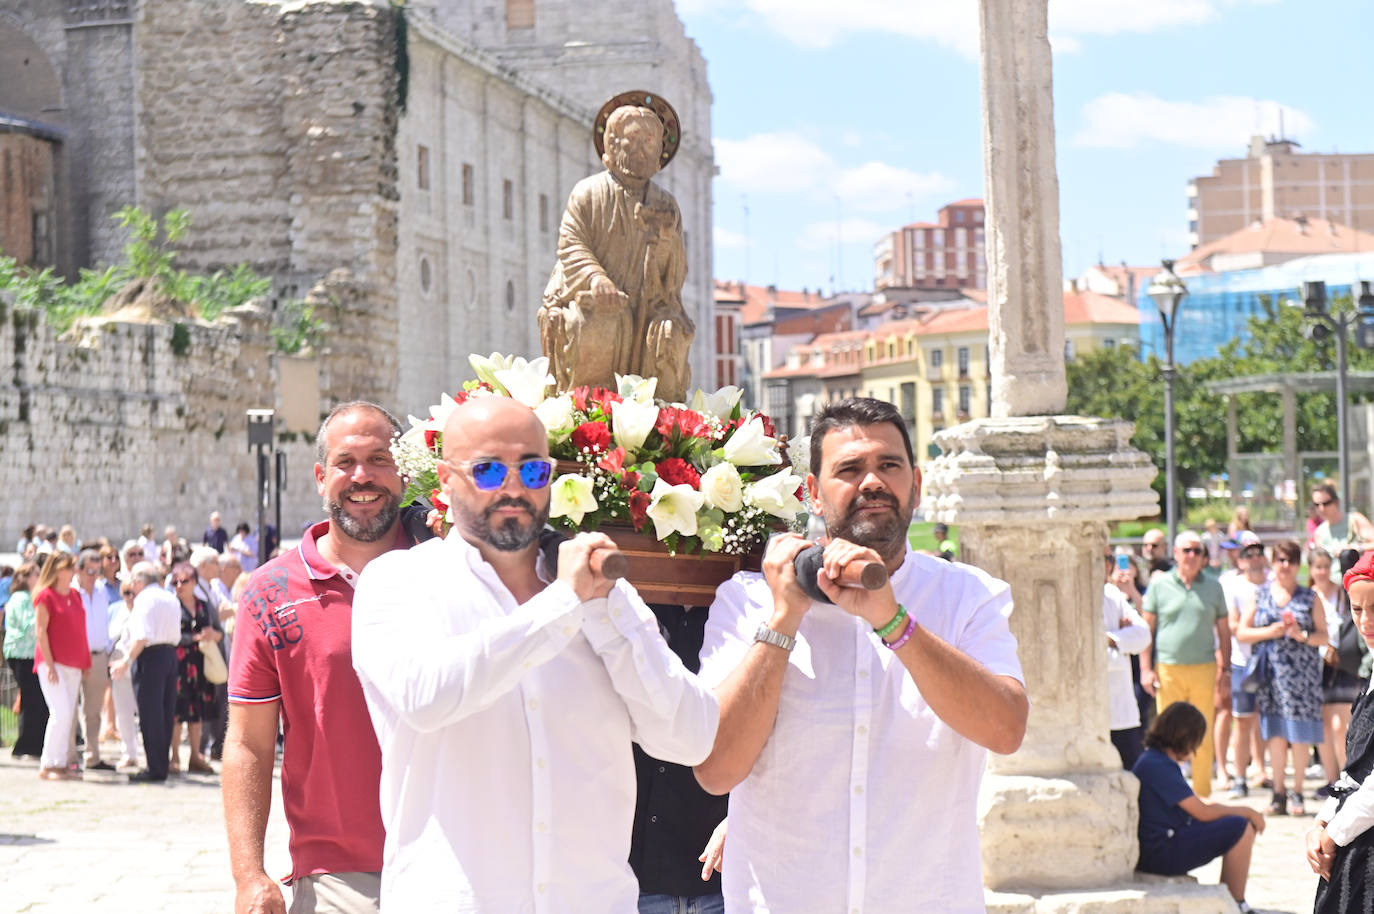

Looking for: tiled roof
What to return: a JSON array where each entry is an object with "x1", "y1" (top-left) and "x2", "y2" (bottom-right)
[
  {"x1": 1177, "y1": 217, "x2": 1374, "y2": 274},
  {"x1": 713, "y1": 280, "x2": 835, "y2": 325}
]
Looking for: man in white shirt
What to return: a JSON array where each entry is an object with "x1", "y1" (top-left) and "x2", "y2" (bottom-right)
[
  {"x1": 1222, "y1": 532, "x2": 1269, "y2": 798},
  {"x1": 352, "y1": 396, "x2": 719, "y2": 913},
  {"x1": 73, "y1": 549, "x2": 114, "y2": 771},
  {"x1": 111, "y1": 561, "x2": 184, "y2": 782},
  {"x1": 694, "y1": 397, "x2": 1027, "y2": 914}
]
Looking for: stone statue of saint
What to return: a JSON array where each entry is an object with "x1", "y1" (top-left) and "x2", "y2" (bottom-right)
[{"x1": 539, "y1": 92, "x2": 695, "y2": 402}]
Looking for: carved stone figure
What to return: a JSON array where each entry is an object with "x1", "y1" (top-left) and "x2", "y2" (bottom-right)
[{"x1": 539, "y1": 92, "x2": 695, "y2": 402}]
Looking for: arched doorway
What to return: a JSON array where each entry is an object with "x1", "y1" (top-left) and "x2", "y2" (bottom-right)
[{"x1": 0, "y1": 22, "x2": 64, "y2": 268}]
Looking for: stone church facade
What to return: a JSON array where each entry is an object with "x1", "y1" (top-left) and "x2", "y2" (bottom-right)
[{"x1": 0, "y1": 0, "x2": 713, "y2": 535}]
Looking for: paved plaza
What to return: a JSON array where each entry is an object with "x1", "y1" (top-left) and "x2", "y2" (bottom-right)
[{"x1": 0, "y1": 734, "x2": 1333, "y2": 914}]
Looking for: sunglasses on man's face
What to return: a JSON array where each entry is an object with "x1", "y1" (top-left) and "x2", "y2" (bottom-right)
[
  {"x1": 1179, "y1": 546, "x2": 1205, "y2": 556},
  {"x1": 1314, "y1": 499, "x2": 1334, "y2": 508},
  {"x1": 451, "y1": 458, "x2": 554, "y2": 492}
]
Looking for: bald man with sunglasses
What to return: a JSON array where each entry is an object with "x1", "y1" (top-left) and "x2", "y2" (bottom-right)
[{"x1": 352, "y1": 396, "x2": 719, "y2": 913}]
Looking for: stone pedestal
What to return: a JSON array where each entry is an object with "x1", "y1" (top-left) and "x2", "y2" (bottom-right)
[{"x1": 925, "y1": 417, "x2": 1236, "y2": 912}]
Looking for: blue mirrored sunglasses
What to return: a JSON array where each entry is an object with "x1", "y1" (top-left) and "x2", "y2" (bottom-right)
[{"x1": 460, "y1": 459, "x2": 554, "y2": 491}]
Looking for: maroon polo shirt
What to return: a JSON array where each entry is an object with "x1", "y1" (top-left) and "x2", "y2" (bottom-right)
[{"x1": 229, "y1": 520, "x2": 411, "y2": 881}]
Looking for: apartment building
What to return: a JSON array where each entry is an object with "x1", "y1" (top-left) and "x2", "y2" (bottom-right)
[
  {"x1": 873, "y1": 199, "x2": 987, "y2": 291},
  {"x1": 1189, "y1": 136, "x2": 1374, "y2": 248}
]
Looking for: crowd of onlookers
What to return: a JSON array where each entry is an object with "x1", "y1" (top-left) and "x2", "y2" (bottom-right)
[
  {"x1": 0, "y1": 513, "x2": 278, "y2": 781},
  {"x1": 1099, "y1": 484, "x2": 1374, "y2": 912}
]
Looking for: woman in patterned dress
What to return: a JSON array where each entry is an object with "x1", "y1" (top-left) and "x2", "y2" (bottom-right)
[
  {"x1": 1310, "y1": 552, "x2": 1374, "y2": 913},
  {"x1": 1236, "y1": 539, "x2": 1327, "y2": 816},
  {"x1": 169, "y1": 562, "x2": 221, "y2": 774}
]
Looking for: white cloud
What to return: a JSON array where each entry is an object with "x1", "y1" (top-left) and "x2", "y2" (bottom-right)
[
  {"x1": 684, "y1": 0, "x2": 1274, "y2": 58},
  {"x1": 1074, "y1": 92, "x2": 1315, "y2": 149},
  {"x1": 835, "y1": 162, "x2": 956, "y2": 213},
  {"x1": 715, "y1": 132, "x2": 833, "y2": 193},
  {"x1": 713, "y1": 225, "x2": 749, "y2": 249},
  {"x1": 717, "y1": 133, "x2": 958, "y2": 213},
  {"x1": 797, "y1": 218, "x2": 890, "y2": 252}
]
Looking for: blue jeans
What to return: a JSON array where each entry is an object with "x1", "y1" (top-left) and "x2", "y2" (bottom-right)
[{"x1": 638, "y1": 893, "x2": 725, "y2": 914}]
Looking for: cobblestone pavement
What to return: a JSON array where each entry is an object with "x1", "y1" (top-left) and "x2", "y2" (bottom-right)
[{"x1": 0, "y1": 737, "x2": 1333, "y2": 913}]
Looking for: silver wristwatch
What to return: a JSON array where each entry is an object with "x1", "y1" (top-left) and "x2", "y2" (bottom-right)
[{"x1": 754, "y1": 623, "x2": 796, "y2": 652}]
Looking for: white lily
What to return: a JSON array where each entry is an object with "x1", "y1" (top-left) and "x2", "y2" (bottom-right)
[
  {"x1": 699, "y1": 462, "x2": 744, "y2": 513},
  {"x1": 396, "y1": 423, "x2": 427, "y2": 449},
  {"x1": 469, "y1": 352, "x2": 516, "y2": 391},
  {"x1": 425, "y1": 392, "x2": 462, "y2": 431},
  {"x1": 494, "y1": 356, "x2": 554, "y2": 408},
  {"x1": 615, "y1": 373, "x2": 658, "y2": 405},
  {"x1": 646, "y1": 477, "x2": 705, "y2": 539},
  {"x1": 689, "y1": 385, "x2": 744, "y2": 419},
  {"x1": 723, "y1": 416, "x2": 782, "y2": 466},
  {"x1": 744, "y1": 470, "x2": 805, "y2": 519},
  {"x1": 533, "y1": 394, "x2": 575, "y2": 434},
  {"x1": 611, "y1": 397, "x2": 659, "y2": 452},
  {"x1": 549, "y1": 474, "x2": 598, "y2": 526}
]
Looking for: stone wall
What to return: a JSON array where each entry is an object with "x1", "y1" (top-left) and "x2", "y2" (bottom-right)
[
  {"x1": 133, "y1": 0, "x2": 402, "y2": 411},
  {"x1": 0, "y1": 303, "x2": 321, "y2": 547},
  {"x1": 394, "y1": 16, "x2": 598, "y2": 411}
]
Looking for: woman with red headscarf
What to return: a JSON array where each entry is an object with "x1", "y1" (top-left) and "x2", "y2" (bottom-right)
[{"x1": 1310, "y1": 552, "x2": 1374, "y2": 912}]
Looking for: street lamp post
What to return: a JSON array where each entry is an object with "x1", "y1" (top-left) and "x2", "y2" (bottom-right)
[
  {"x1": 1148, "y1": 259, "x2": 1188, "y2": 547},
  {"x1": 1302, "y1": 280, "x2": 1374, "y2": 506}
]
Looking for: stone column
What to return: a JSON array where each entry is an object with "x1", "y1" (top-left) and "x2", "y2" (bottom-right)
[
  {"x1": 980, "y1": 0, "x2": 1066, "y2": 419},
  {"x1": 935, "y1": 2, "x2": 1238, "y2": 910},
  {"x1": 926, "y1": 418, "x2": 1155, "y2": 891}
]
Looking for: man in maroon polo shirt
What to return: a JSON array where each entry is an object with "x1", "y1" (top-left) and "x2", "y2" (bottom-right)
[{"x1": 224, "y1": 401, "x2": 418, "y2": 914}]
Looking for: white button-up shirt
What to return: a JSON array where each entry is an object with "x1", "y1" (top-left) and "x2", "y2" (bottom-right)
[
  {"x1": 79, "y1": 582, "x2": 112, "y2": 654},
  {"x1": 129, "y1": 583, "x2": 183, "y2": 647},
  {"x1": 352, "y1": 531, "x2": 720, "y2": 913},
  {"x1": 699, "y1": 547, "x2": 1023, "y2": 914},
  {"x1": 1320, "y1": 676, "x2": 1374, "y2": 845}
]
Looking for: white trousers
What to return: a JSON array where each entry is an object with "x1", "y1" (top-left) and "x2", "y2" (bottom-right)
[
  {"x1": 110, "y1": 669, "x2": 140, "y2": 762},
  {"x1": 37, "y1": 662, "x2": 83, "y2": 770}
]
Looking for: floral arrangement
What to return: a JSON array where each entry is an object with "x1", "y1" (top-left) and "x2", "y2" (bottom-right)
[{"x1": 392, "y1": 353, "x2": 806, "y2": 555}]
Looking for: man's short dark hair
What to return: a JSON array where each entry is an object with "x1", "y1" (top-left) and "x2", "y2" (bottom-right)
[
  {"x1": 808, "y1": 397, "x2": 915, "y2": 478},
  {"x1": 1144, "y1": 701, "x2": 1207, "y2": 757},
  {"x1": 1315, "y1": 483, "x2": 1339, "y2": 504},
  {"x1": 315, "y1": 400, "x2": 402, "y2": 464}
]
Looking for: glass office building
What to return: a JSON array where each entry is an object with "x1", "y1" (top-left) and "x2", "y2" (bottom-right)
[{"x1": 1136, "y1": 251, "x2": 1374, "y2": 364}]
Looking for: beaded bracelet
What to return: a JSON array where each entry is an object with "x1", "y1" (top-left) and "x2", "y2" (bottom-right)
[
  {"x1": 885, "y1": 615, "x2": 917, "y2": 650},
  {"x1": 874, "y1": 605, "x2": 908, "y2": 640}
]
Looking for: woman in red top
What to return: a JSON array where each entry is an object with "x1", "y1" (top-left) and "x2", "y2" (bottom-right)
[{"x1": 33, "y1": 552, "x2": 89, "y2": 780}]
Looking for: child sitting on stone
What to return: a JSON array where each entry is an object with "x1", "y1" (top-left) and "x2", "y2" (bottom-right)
[{"x1": 1134, "y1": 701, "x2": 1265, "y2": 913}]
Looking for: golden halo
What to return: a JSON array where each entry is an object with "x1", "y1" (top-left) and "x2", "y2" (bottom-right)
[{"x1": 593, "y1": 90, "x2": 681, "y2": 169}]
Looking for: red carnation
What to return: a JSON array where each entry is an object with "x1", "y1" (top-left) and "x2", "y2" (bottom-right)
[
  {"x1": 656, "y1": 407, "x2": 711, "y2": 440},
  {"x1": 424, "y1": 428, "x2": 439, "y2": 451},
  {"x1": 621, "y1": 470, "x2": 641, "y2": 491},
  {"x1": 572, "y1": 421, "x2": 611, "y2": 454},
  {"x1": 628, "y1": 489, "x2": 652, "y2": 531},
  {"x1": 759, "y1": 413, "x2": 778, "y2": 438},
  {"x1": 656, "y1": 457, "x2": 701, "y2": 489},
  {"x1": 597, "y1": 446, "x2": 627, "y2": 474}
]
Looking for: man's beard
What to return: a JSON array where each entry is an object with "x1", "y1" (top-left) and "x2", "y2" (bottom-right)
[
  {"x1": 325, "y1": 485, "x2": 402, "y2": 543},
  {"x1": 823, "y1": 487, "x2": 916, "y2": 561},
  {"x1": 454, "y1": 495, "x2": 550, "y2": 552}
]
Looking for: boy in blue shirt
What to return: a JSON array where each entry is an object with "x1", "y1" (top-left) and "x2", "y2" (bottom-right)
[{"x1": 1134, "y1": 701, "x2": 1265, "y2": 913}]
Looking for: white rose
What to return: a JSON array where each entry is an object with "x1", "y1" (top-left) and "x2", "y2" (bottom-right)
[{"x1": 699, "y1": 462, "x2": 744, "y2": 513}]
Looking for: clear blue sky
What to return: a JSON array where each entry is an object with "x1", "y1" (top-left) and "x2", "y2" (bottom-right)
[{"x1": 675, "y1": 0, "x2": 1374, "y2": 294}]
